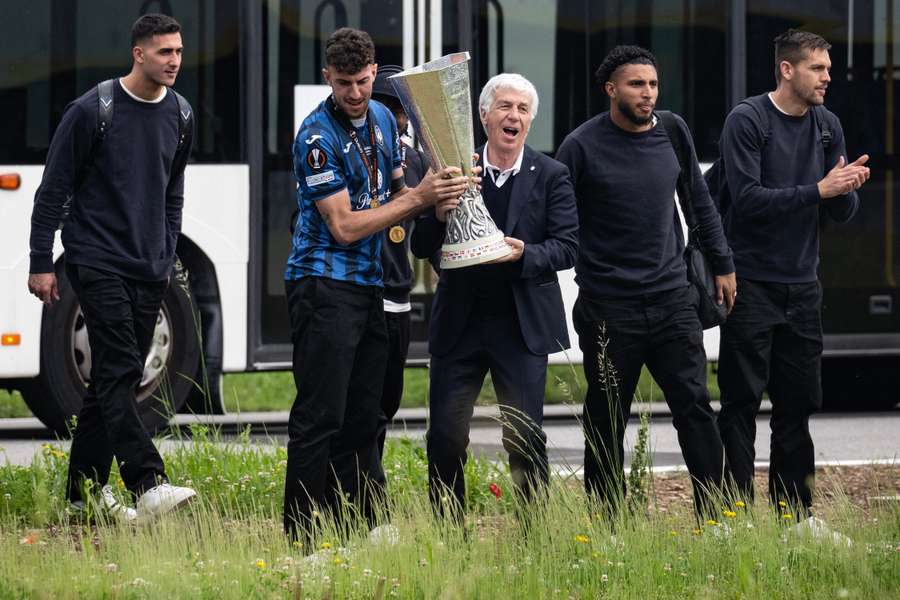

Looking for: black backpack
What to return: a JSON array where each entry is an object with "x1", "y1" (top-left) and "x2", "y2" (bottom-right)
[
  {"x1": 704, "y1": 96, "x2": 832, "y2": 217},
  {"x1": 65, "y1": 79, "x2": 193, "y2": 215}
]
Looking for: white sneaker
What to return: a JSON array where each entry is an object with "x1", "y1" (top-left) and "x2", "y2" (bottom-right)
[
  {"x1": 791, "y1": 516, "x2": 853, "y2": 547},
  {"x1": 368, "y1": 523, "x2": 399, "y2": 546},
  {"x1": 136, "y1": 483, "x2": 196, "y2": 523},
  {"x1": 100, "y1": 485, "x2": 137, "y2": 523}
]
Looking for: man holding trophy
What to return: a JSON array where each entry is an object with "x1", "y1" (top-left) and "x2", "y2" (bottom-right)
[
  {"x1": 402, "y1": 68, "x2": 579, "y2": 521},
  {"x1": 284, "y1": 28, "x2": 472, "y2": 544}
]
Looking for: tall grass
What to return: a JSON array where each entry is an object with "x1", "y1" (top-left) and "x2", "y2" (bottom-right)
[{"x1": 1, "y1": 432, "x2": 898, "y2": 598}]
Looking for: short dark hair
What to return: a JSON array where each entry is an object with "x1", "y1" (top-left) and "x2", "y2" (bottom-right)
[
  {"x1": 595, "y1": 45, "x2": 657, "y2": 87},
  {"x1": 325, "y1": 28, "x2": 376, "y2": 74},
  {"x1": 131, "y1": 13, "x2": 181, "y2": 47},
  {"x1": 774, "y1": 29, "x2": 831, "y2": 82}
]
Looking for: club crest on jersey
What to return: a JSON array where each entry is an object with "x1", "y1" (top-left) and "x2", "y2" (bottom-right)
[
  {"x1": 374, "y1": 125, "x2": 384, "y2": 147},
  {"x1": 307, "y1": 146, "x2": 328, "y2": 170}
]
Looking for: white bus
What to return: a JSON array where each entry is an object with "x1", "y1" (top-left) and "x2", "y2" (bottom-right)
[{"x1": 2, "y1": 0, "x2": 897, "y2": 434}]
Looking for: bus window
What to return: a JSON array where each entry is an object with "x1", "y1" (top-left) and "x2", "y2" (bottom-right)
[{"x1": 0, "y1": 1, "x2": 241, "y2": 165}]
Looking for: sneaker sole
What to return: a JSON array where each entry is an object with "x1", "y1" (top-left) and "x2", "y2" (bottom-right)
[{"x1": 138, "y1": 492, "x2": 197, "y2": 525}]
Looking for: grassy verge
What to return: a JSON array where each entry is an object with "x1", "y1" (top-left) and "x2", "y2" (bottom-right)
[
  {"x1": 0, "y1": 434, "x2": 897, "y2": 598},
  {"x1": 0, "y1": 390, "x2": 31, "y2": 419},
  {"x1": 221, "y1": 364, "x2": 721, "y2": 413}
]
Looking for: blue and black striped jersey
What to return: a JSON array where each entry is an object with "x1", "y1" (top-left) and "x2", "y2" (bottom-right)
[{"x1": 285, "y1": 97, "x2": 403, "y2": 286}]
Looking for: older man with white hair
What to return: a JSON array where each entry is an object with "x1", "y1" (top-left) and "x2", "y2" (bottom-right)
[{"x1": 412, "y1": 73, "x2": 579, "y2": 522}]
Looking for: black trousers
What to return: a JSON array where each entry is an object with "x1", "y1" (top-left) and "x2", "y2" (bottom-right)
[
  {"x1": 573, "y1": 285, "x2": 723, "y2": 517},
  {"x1": 375, "y1": 310, "x2": 411, "y2": 458},
  {"x1": 65, "y1": 263, "x2": 168, "y2": 502},
  {"x1": 283, "y1": 277, "x2": 388, "y2": 540},
  {"x1": 427, "y1": 313, "x2": 549, "y2": 518},
  {"x1": 717, "y1": 279, "x2": 822, "y2": 510}
]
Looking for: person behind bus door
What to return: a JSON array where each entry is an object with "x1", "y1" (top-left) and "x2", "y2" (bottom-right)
[
  {"x1": 283, "y1": 27, "x2": 472, "y2": 546},
  {"x1": 555, "y1": 45, "x2": 736, "y2": 520},
  {"x1": 411, "y1": 73, "x2": 578, "y2": 522},
  {"x1": 368, "y1": 65, "x2": 427, "y2": 459},
  {"x1": 716, "y1": 30, "x2": 868, "y2": 526},
  {"x1": 27, "y1": 13, "x2": 198, "y2": 523}
]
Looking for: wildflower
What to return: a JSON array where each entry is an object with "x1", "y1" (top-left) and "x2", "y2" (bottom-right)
[
  {"x1": 782, "y1": 514, "x2": 793, "y2": 520},
  {"x1": 117, "y1": 478, "x2": 125, "y2": 489},
  {"x1": 837, "y1": 589, "x2": 850, "y2": 598},
  {"x1": 18, "y1": 531, "x2": 39, "y2": 545},
  {"x1": 663, "y1": 564, "x2": 672, "y2": 572},
  {"x1": 130, "y1": 578, "x2": 149, "y2": 587},
  {"x1": 3, "y1": 493, "x2": 9, "y2": 501},
  {"x1": 707, "y1": 574, "x2": 715, "y2": 582},
  {"x1": 255, "y1": 559, "x2": 266, "y2": 570},
  {"x1": 320, "y1": 541, "x2": 332, "y2": 550},
  {"x1": 735, "y1": 501, "x2": 746, "y2": 508},
  {"x1": 333, "y1": 557, "x2": 343, "y2": 565},
  {"x1": 418, "y1": 558, "x2": 428, "y2": 567},
  {"x1": 723, "y1": 510, "x2": 737, "y2": 519},
  {"x1": 600, "y1": 574, "x2": 609, "y2": 583},
  {"x1": 706, "y1": 519, "x2": 718, "y2": 526},
  {"x1": 778, "y1": 501, "x2": 787, "y2": 508},
  {"x1": 692, "y1": 528, "x2": 701, "y2": 536},
  {"x1": 489, "y1": 483, "x2": 502, "y2": 499},
  {"x1": 362, "y1": 569, "x2": 372, "y2": 577},
  {"x1": 574, "y1": 534, "x2": 590, "y2": 544},
  {"x1": 105, "y1": 563, "x2": 118, "y2": 573},
  {"x1": 669, "y1": 530, "x2": 678, "y2": 536},
  {"x1": 592, "y1": 551, "x2": 602, "y2": 559}
]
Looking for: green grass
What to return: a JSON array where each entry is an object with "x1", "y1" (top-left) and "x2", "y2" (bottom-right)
[
  {"x1": 222, "y1": 364, "x2": 721, "y2": 413},
  {"x1": 0, "y1": 433, "x2": 897, "y2": 598},
  {"x1": 0, "y1": 390, "x2": 31, "y2": 418}
]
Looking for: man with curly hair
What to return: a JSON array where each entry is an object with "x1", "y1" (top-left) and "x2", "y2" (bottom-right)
[
  {"x1": 283, "y1": 27, "x2": 470, "y2": 544},
  {"x1": 556, "y1": 45, "x2": 735, "y2": 518}
]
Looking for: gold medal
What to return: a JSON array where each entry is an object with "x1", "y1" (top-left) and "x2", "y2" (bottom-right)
[
  {"x1": 389, "y1": 225, "x2": 406, "y2": 243},
  {"x1": 371, "y1": 197, "x2": 380, "y2": 208}
]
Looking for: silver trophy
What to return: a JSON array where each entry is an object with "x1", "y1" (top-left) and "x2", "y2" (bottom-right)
[{"x1": 389, "y1": 52, "x2": 511, "y2": 269}]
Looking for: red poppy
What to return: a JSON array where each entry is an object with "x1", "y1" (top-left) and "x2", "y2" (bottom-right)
[{"x1": 489, "y1": 483, "x2": 502, "y2": 499}]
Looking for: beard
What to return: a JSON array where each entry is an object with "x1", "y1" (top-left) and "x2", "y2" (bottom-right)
[{"x1": 617, "y1": 99, "x2": 654, "y2": 126}]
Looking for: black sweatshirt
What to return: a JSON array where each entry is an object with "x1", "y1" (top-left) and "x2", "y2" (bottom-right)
[
  {"x1": 720, "y1": 93, "x2": 859, "y2": 283},
  {"x1": 29, "y1": 81, "x2": 193, "y2": 281},
  {"x1": 555, "y1": 112, "x2": 734, "y2": 298},
  {"x1": 381, "y1": 142, "x2": 426, "y2": 304}
]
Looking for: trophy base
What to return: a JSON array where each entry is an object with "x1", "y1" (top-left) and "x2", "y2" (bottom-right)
[{"x1": 439, "y1": 233, "x2": 512, "y2": 269}]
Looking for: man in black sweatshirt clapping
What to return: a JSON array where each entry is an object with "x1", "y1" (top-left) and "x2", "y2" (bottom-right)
[
  {"x1": 716, "y1": 30, "x2": 869, "y2": 524},
  {"x1": 556, "y1": 46, "x2": 735, "y2": 519}
]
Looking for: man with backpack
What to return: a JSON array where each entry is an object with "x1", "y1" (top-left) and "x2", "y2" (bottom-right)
[
  {"x1": 715, "y1": 30, "x2": 870, "y2": 522},
  {"x1": 27, "y1": 13, "x2": 197, "y2": 522},
  {"x1": 556, "y1": 45, "x2": 735, "y2": 518}
]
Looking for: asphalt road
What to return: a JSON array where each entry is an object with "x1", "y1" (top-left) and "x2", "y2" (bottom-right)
[{"x1": 2, "y1": 410, "x2": 898, "y2": 471}]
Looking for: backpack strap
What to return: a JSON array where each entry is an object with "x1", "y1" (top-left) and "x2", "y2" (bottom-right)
[
  {"x1": 172, "y1": 89, "x2": 193, "y2": 150},
  {"x1": 96, "y1": 79, "x2": 115, "y2": 142},
  {"x1": 657, "y1": 110, "x2": 697, "y2": 234},
  {"x1": 811, "y1": 105, "x2": 832, "y2": 150}
]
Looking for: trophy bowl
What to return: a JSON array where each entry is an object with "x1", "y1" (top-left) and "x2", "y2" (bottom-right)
[{"x1": 389, "y1": 53, "x2": 511, "y2": 269}]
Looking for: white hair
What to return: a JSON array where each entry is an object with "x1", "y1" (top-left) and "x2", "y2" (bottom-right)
[{"x1": 478, "y1": 73, "x2": 539, "y2": 121}]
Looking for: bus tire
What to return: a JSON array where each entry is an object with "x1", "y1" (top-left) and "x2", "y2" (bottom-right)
[{"x1": 20, "y1": 259, "x2": 201, "y2": 437}]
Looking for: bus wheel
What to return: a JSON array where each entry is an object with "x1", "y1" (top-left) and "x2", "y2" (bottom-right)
[{"x1": 20, "y1": 260, "x2": 201, "y2": 437}]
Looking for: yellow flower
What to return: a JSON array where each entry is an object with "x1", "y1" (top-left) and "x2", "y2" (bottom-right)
[
  {"x1": 706, "y1": 519, "x2": 718, "y2": 526},
  {"x1": 320, "y1": 541, "x2": 332, "y2": 550},
  {"x1": 692, "y1": 529, "x2": 702, "y2": 536},
  {"x1": 778, "y1": 501, "x2": 787, "y2": 508},
  {"x1": 333, "y1": 557, "x2": 343, "y2": 565},
  {"x1": 592, "y1": 551, "x2": 602, "y2": 559},
  {"x1": 574, "y1": 534, "x2": 590, "y2": 544},
  {"x1": 117, "y1": 478, "x2": 125, "y2": 489},
  {"x1": 255, "y1": 559, "x2": 266, "y2": 570},
  {"x1": 723, "y1": 511, "x2": 737, "y2": 519},
  {"x1": 735, "y1": 501, "x2": 746, "y2": 508},
  {"x1": 669, "y1": 530, "x2": 678, "y2": 536},
  {"x1": 782, "y1": 514, "x2": 793, "y2": 520}
]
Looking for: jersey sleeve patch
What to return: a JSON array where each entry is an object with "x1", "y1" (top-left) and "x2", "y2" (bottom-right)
[{"x1": 306, "y1": 170, "x2": 335, "y2": 186}]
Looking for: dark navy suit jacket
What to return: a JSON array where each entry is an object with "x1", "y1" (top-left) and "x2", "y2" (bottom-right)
[{"x1": 411, "y1": 144, "x2": 579, "y2": 356}]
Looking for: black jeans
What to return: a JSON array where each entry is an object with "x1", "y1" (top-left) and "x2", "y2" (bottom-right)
[
  {"x1": 573, "y1": 285, "x2": 723, "y2": 517},
  {"x1": 375, "y1": 310, "x2": 411, "y2": 458},
  {"x1": 427, "y1": 313, "x2": 549, "y2": 520},
  {"x1": 717, "y1": 279, "x2": 823, "y2": 511},
  {"x1": 65, "y1": 263, "x2": 168, "y2": 502},
  {"x1": 283, "y1": 277, "x2": 388, "y2": 541}
]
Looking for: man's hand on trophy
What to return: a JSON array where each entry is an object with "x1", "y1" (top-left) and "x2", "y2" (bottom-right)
[
  {"x1": 416, "y1": 166, "x2": 469, "y2": 206},
  {"x1": 435, "y1": 196, "x2": 461, "y2": 222},
  {"x1": 487, "y1": 237, "x2": 525, "y2": 263}
]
